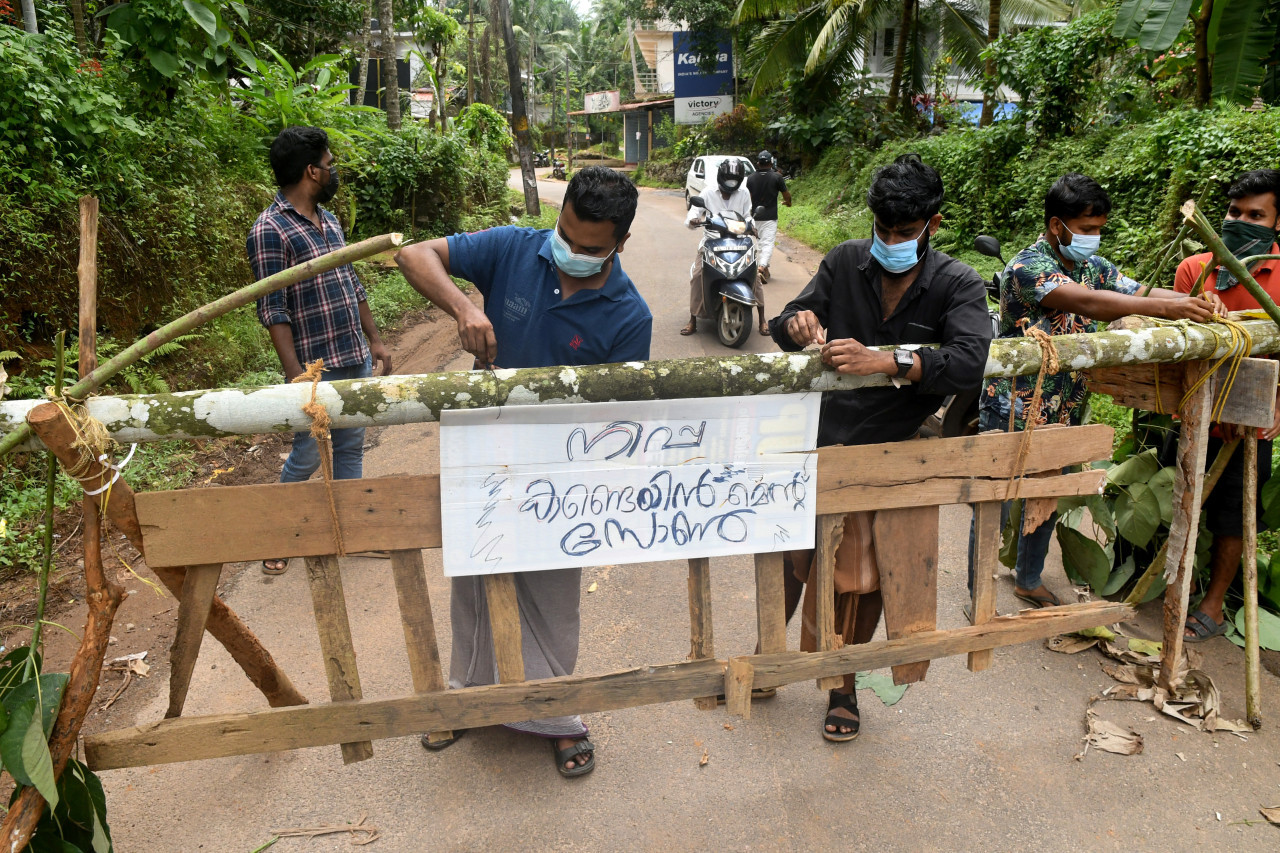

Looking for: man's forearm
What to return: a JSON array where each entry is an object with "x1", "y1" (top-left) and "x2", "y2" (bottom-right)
[
  {"x1": 267, "y1": 324, "x2": 304, "y2": 380},
  {"x1": 395, "y1": 243, "x2": 476, "y2": 321}
]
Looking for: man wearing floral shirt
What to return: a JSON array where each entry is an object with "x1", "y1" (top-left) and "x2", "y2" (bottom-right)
[{"x1": 975, "y1": 173, "x2": 1221, "y2": 609}]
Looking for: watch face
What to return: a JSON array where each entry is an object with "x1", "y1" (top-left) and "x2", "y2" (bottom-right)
[{"x1": 896, "y1": 350, "x2": 912, "y2": 365}]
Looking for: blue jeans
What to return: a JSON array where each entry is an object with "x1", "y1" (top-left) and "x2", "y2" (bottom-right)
[
  {"x1": 967, "y1": 407, "x2": 1055, "y2": 593},
  {"x1": 280, "y1": 357, "x2": 372, "y2": 484}
]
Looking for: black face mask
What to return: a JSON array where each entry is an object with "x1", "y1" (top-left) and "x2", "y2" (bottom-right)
[
  {"x1": 1216, "y1": 218, "x2": 1278, "y2": 290},
  {"x1": 315, "y1": 163, "x2": 339, "y2": 204}
]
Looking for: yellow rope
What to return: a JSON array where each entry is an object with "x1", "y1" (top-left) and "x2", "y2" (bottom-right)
[
  {"x1": 1147, "y1": 312, "x2": 1253, "y2": 421},
  {"x1": 293, "y1": 359, "x2": 347, "y2": 556}
]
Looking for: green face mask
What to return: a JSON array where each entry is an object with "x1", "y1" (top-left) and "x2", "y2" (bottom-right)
[{"x1": 1221, "y1": 218, "x2": 1276, "y2": 259}]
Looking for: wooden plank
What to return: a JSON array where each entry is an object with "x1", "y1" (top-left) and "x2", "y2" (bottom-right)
[
  {"x1": 1243, "y1": 436, "x2": 1263, "y2": 728},
  {"x1": 1214, "y1": 358, "x2": 1278, "y2": 428},
  {"x1": 483, "y1": 573, "x2": 525, "y2": 683},
  {"x1": 164, "y1": 563, "x2": 222, "y2": 719},
  {"x1": 816, "y1": 469, "x2": 1106, "y2": 515},
  {"x1": 137, "y1": 475, "x2": 442, "y2": 568},
  {"x1": 874, "y1": 507, "x2": 939, "y2": 685},
  {"x1": 304, "y1": 555, "x2": 373, "y2": 764},
  {"x1": 83, "y1": 602, "x2": 1133, "y2": 771},
  {"x1": 1085, "y1": 363, "x2": 1186, "y2": 413},
  {"x1": 967, "y1": 502, "x2": 1002, "y2": 672},
  {"x1": 687, "y1": 557, "x2": 716, "y2": 710},
  {"x1": 1159, "y1": 370, "x2": 1213, "y2": 693},
  {"x1": 753, "y1": 551, "x2": 787, "y2": 654},
  {"x1": 135, "y1": 434, "x2": 1109, "y2": 569},
  {"x1": 813, "y1": 514, "x2": 845, "y2": 690},
  {"x1": 724, "y1": 658, "x2": 754, "y2": 719},
  {"x1": 389, "y1": 549, "x2": 453, "y2": 745},
  {"x1": 815, "y1": 425, "x2": 1112, "y2": 487}
]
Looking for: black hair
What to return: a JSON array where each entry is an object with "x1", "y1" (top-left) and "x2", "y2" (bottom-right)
[
  {"x1": 563, "y1": 166, "x2": 639, "y2": 240},
  {"x1": 1227, "y1": 169, "x2": 1280, "y2": 207},
  {"x1": 269, "y1": 126, "x2": 329, "y2": 187},
  {"x1": 1043, "y1": 173, "x2": 1111, "y2": 227},
  {"x1": 866, "y1": 153, "x2": 944, "y2": 226}
]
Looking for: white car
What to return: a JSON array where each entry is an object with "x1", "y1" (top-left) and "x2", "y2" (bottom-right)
[{"x1": 684, "y1": 155, "x2": 756, "y2": 209}]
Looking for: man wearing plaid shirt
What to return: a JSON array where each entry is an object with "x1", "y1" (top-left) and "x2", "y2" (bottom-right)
[{"x1": 247, "y1": 126, "x2": 391, "y2": 575}]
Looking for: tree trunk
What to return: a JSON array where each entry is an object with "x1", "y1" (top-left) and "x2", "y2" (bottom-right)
[
  {"x1": 435, "y1": 47, "x2": 448, "y2": 127},
  {"x1": 20, "y1": 0, "x2": 37, "y2": 33},
  {"x1": 886, "y1": 0, "x2": 915, "y2": 112},
  {"x1": 495, "y1": 0, "x2": 540, "y2": 216},
  {"x1": 379, "y1": 0, "x2": 401, "y2": 129},
  {"x1": 1193, "y1": 0, "x2": 1214, "y2": 107},
  {"x1": 68, "y1": 0, "x2": 88, "y2": 54},
  {"x1": 356, "y1": 0, "x2": 373, "y2": 106},
  {"x1": 467, "y1": 0, "x2": 476, "y2": 105},
  {"x1": 9, "y1": 319, "x2": 1280, "y2": 449},
  {"x1": 978, "y1": 0, "x2": 1001, "y2": 127}
]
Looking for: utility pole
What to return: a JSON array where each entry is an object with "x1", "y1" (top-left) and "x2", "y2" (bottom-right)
[
  {"x1": 495, "y1": 0, "x2": 540, "y2": 216},
  {"x1": 565, "y1": 55, "x2": 572, "y2": 173}
]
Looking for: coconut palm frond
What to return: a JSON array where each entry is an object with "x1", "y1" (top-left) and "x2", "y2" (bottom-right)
[
  {"x1": 806, "y1": 0, "x2": 861, "y2": 71},
  {"x1": 988, "y1": 0, "x2": 1071, "y2": 28},
  {"x1": 746, "y1": 8, "x2": 831, "y2": 94},
  {"x1": 735, "y1": 0, "x2": 812, "y2": 25},
  {"x1": 931, "y1": 0, "x2": 988, "y2": 75}
]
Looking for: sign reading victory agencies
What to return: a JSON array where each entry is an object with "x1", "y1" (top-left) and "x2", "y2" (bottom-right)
[{"x1": 672, "y1": 31, "x2": 735, "y2": 124}]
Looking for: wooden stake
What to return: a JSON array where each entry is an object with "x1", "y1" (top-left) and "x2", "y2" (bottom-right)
[
  {"x1": 813, "y1": 514, "x2": 845, "y2": 690},
  {"x1": 753, "y1": 551, "x2": 787, "y2": 654},
  {"x1": 24, "y1": 402, "x2": 308, "y2": 708},
  {"x1": 875, "y1": 506, "x2": 939, "y2": 685},
  {"x1": 77, "y1": 196, "x2": 98, "y2": 377},
  {"x1": 687, "y1": 557, "x2": 716, "y2": 709},
  {"x1": 389, "y1": 549, "x2": 453, "y2": 745},
  {"x1": 1243, "y1": 434, "x2": 1263, "y2": 728},
  {"x1": 1159, "y1": 366, "x2": 1213, "y2": 692},
  {"x1": 968, "y1": 501, "x2": 1002, "y2": 672},
  {"x1": 165, "y1": 563, "x2": 222, "y2": 718},
  {"x1": 724, "y1": 657, "x2": 754, "y2": 719},
  {"x1": 303, "y1": 555, "x2": 373, "y2": 763},
  {"x1": 483, "y1": 573, "x2": 525, "y2": 683}
]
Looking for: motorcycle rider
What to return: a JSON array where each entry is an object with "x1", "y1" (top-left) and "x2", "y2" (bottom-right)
[{"x1": 680, "y1": 159, "x2": 768, "y2": 338}]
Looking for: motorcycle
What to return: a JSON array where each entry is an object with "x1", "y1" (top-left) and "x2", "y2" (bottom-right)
[
  {"x1": 533, "y1": 149, "x2": 550, "y2": 168},
  {"x1": 552, "y1": 159, "x2": 567, "y2": 181},
  {"x1": 688, "y1": 196, "x2": 763, "y2": 348},
  {"x1": 921, "y1": 235, "x2": 1005, "y2": 438}
]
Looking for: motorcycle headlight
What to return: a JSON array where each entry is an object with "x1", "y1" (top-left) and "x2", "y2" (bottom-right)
[{"x1": 727, "y1": 220, "x2": 747, "y2": 236}]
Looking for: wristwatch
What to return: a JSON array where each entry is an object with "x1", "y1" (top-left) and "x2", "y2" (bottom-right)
[{"x1": 893, "y1": 348, "x2": 914, "y2": 379}]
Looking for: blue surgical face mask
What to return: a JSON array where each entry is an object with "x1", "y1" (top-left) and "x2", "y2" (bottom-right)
[
  {"x1": 548, "y1": 222, "x2": 617, "y2": 278},
  {"x1": 1057, "y1": 221, "x2": 1100, "y2": 264},
  {"x1": 871, "y1": 223, "x2": 929, "y2": 274}
]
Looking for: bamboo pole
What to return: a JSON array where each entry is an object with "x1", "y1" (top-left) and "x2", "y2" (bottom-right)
[
  {"x1": 1243, "y1": 434, "x2": 1262, "y2": 728},
  {"x1": 1180, "y1": 201, "x2": 1280, "y2": 325},
  {"x1": 0, "y1": 232, "x2": 403, "y2": 458},
  {"x1": 7, "y1": 320, "x2": 1280, "y2": 451}
]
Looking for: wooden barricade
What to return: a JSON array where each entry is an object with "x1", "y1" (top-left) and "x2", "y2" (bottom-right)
[{"x1": 82, "y1": 425, "x2": 1124, "y2": 771}]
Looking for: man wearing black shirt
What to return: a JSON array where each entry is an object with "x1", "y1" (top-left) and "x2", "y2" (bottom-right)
[
  {"x1": 767, "y1": 153, "x2": 992, "y2": 743},
  {"x1": 746, "y1": 151, "x2": 791, "y2": 282}
]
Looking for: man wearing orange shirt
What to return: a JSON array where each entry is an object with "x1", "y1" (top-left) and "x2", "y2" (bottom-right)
[{"x1": 1173, "y1": 168, "x2": 1280, "y2": 641}]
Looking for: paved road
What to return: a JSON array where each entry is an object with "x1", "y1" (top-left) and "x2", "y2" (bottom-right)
[{"x1": 95, "y1": 174, "x2": 1280, "y2": 852}]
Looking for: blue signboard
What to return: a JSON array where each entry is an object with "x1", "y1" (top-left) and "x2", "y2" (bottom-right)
[{"x1": 672, "y1": 31, "x2": 734, "y2": 98}]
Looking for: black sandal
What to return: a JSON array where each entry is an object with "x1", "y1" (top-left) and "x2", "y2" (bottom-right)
[
  {"x1": 553, "y1": 737, "x2": 595, "y2": 777},
  {"x1": 823, "y1": 689, "x2": 860, "y2": 743},
  {"x1": 420, "y1": 729, "x2": 466, "y2": 751}
]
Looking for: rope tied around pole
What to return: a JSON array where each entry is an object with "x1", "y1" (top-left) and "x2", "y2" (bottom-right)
[
  {"x1": 1005, "y1": 327, "x2": 1060, "y2": 502},
  {"x1": 1149, "y1": 315, "x2": 1253, "y2": 420},
  {"x1": 293, "y1": 359, "x2": 346, "y2": 556}
]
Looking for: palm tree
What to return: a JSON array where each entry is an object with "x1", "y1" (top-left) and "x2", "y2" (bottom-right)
[{"x1": 736, "y1": 0, "x2": 1068, "y2": 110}]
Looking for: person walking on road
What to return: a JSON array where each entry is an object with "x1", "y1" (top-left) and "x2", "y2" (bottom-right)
[
  {"x1": 395, "y1": 166, "x2": 652, "y2": 778},
  {"x1": 746, "y1": 150, "x2": 791, "y2": 283},
  {"x1": 768, "y1": 153, "x2": 993, "y2": 743},
  {"x1": 247, "y1": 126, "x2": 391, "y2": 576}
]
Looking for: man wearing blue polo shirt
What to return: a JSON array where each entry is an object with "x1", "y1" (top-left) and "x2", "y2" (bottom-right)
[{"x1": 395, "y1": 166, "x2": 651, "y2": 778}]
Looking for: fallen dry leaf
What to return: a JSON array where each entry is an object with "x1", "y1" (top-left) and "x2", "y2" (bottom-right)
[
  {"x1": 586, "y1": 582, "x2": 598, "y2": 593},
  {"x1": 722, "y1": 723, "x2": 734, "y2": 731},
  {"x1": 1175, "y1": 752, "x2": 1186, "y2": 762},
  {"x1": 1048, "y1": 634, "x2": 1099, "y2": 655},
  {"x1": 1260, "y1": 806, "x2": 1280, "y2": 826},
  {"x1": 699, "y1": 749, "x2": 709, "y2": 767},
  {"x1": 128, "y1": 658, "x2": 150, "y2": 677}
]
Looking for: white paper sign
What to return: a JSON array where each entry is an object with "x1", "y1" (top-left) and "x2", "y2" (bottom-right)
[{"x1": 440, "y1": 394, "x2": 819, "y2": 576}]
